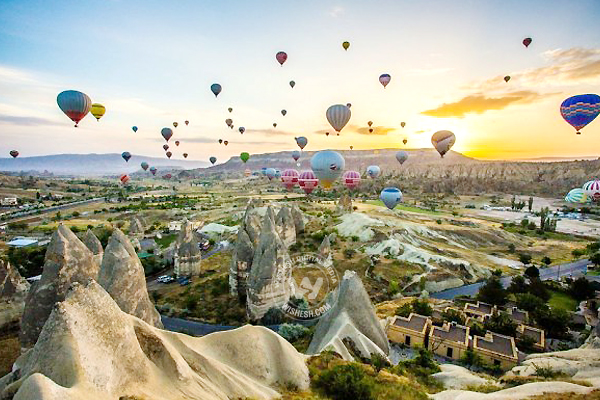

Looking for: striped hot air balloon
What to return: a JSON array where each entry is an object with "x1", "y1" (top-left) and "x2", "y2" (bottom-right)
[
  {"x1": 565, "y1": 188, "x2": 589, "y2": 204},
  {"x1": 298, "y1": 170, "x2": 319, "y2": 194},
  {"x1": 342, "y1": 170, "x2": 361, "y2": 189},
  {"x1": 119, "y1": 174, "x2": 130, "y2": 185},
  {"x1": 57, "y1": 90, "x2": 92, "y2": 127},
  {"x1": 281, "y1": 169, "x2": 299, "y2": 190},
  {"x1": 326, "y1": 104, "x2": 351, "y2": 132},
  {"x1": 560, "y1": 94, "x2": 600, "y2": 134},
  {"x1": 149, "y1": 167, "x2": 157, "y2": 176},
  {"x1": 583, "y1": 179, "x2": 600, "y2": 201},
  {"x1": 431, "y1": 130, "x2": 456, "y2": 157}
]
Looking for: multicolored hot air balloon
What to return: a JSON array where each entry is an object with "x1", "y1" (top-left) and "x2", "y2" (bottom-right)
[
  {"x1": 292, "y1": 150, "x2": 301, "y2": 162},
  {"x1": 342, "y1": 41, "x2": 350, "y2": 51},
  {"x1": 379, "y1": 73, "x2": 391, "y2": 88},
  {"x1": 565, "y1": 188, "x2": 589, "y2": 204},
  {"x1": 141, "y1": 162, "x2": 149, "y2": 171},
  {"x1": 132, "y1": 126, "x2": 138, "y2": 132},
  {"x1": 281, "y1": 109, "x2": 287, "y2": 116},
  {"x1": 431, "y1": 130, "x2": 456, "y2": 157},
  {"x1": 9, "y1": 150, "x2": 19, "y2": 158},
  {"x1": 149, "y1": 167, "x2": 157, "y2": 176},
  {"x1": 266, "y1": 167, "x2": 276, "y2": 180},
  {"x1": 326, "y1": 104, "x2": 351, "y2": 132},
  {"x1": 121, "y1": 152, "x2": 131, "y2": 162},
  {"x1": 239, "y1": 126, "x2": 245, "y2": 134},
  {"x1": 183, "y1": 153, "x2": 188, "y2": 159},
  {"x1": 276, "y1": 51, "x2": 288, "y2": 66},
  {"x1": 163, "y1": 174, "x2": 172, "y2": 180},
  {"x1": 583, "y1": 179, "x2": 600, "y2": 201},
  {"x1": 396, "y1": 150, "x2": 408, "y2": 165},
  {"x1": 240, "y1": 152, "x2": 250, "y2": 163},
  {"x1": 298, "y1": 171, "x2": 318, "y2": 194},
  {"x1": 367, "y1": 165, "x2": 381, "y2": 178},
  {"x1": 57, "y1": 90, "x2": 92, "y2": 127},
  {"x1": 166, "y1": 151, "x2": 172, "y2": 159},
  {"x1": 161, "y1": 128, "x2": 173, "y2": 142},
  {"x1": 504, "y1": 76, "x2": 511, "y2": 83},
  {"x1": 120, "y1": 174, "x2": 130, "y2": 185},
  {"x1": 210, "y1": 156, "x2": 217, "y2": 165},
  {"x1": 295, "y1": 136, "x2": 308, "y2": 150},
  {"x1": 211, "y1": 83, "x2": 222, "y2": 97},
  {"x1": 91, "y1": 103, "x2": 106, "y2": 121},
  {"x1": 281, "y1": 169, "x2": 299, "y2": 190},
  {"x1": 289, "y1": 80, "x2": 295, "y2": 88},
  {"x1": 380, "y1": 187, "x2": 403, "y2": 210},
  {"x1": 560, "y1": 94, "x2": 600, "y2": 134},
  {"x1": 224, "y1": 141, "x2": 229, "y2": 146},
  {"x1": 523, "y1": 37, "x2": 532, "y2": 48},
  {"x1": 163, "y1": 144, "x2": 169, "y2": 151},
  {"x1": 367, "y1": 121, "x2": 373, "y2": 127},
  {"x1": 342, "y1": 171, "x2": 361, "y2": 190},
  {"x1": 311, "y1": 150, "x2": 345, "y2": 189}
]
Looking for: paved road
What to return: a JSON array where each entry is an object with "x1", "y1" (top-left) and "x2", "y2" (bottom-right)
[
  {"x1": 431, "y1": 259, "x2": 590, "y2": 300},
  {"x1": 1, "y1": 197, "x2": 106, "y2": 222},
  {"x1": 161, "y1": 316, "x2": 279, "y2": 336}
]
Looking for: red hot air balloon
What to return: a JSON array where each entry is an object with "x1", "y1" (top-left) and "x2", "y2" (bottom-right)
[
  {"x1": 281, "y1": 169, "x2": 299, "y2": 190},
  {"x1": 163, "y1": 144, "x2": 169, "y2": 151},
  {"x1": 185, "y1": 120, "x2": 189, "y2": 126},
  {"x1": 276, "y1": 51, "x2": 288, "y2": 66},
  {"x1": 523, "y1": 37, "x2": 532, "y2": 48},
  {"x1": 325, "y1": 132, "x2": 329, "y2": 136},
  {"x1": 343, "y1": 171, "x2": 361, "y2": 189},
  {"x1": 9, "y1": 150, "x2": 19, "y2": 158},
  {"x1": 298, "y1": 171, "x2": 319, "y2": 194},
  {"x1": 163, "y1": 174, "x2": 172, "y2": 180},
  {"x1": 149, "y1": 167, "x2": 157, "y2": 175},
  {"x1": 166, "y1": 151, "x2": 172, "y2": 159},
  {"x1": 119, "y1": 174, "x2": 130, "y2": 184}
]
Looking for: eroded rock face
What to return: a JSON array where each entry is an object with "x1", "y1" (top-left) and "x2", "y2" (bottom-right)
[
  {"x1": 275, "y1": 206, "x2": 296, "y2": 248},
  {"x1": 129, "y1": 216, "x2": 145, "y2": 236},
  {"x1": 336, "y1": 194, "x2": 353, "y2": 214},
  {"x1": 1, "y1": 280, "x2": 309, "y2": 400},
  {"x1": 243, "y1": 200, "x2": 262, "y2": 245},
  {"x1": 174, "y1": 220, "x2": 202, "y2": 277},
  {"x1": 290, "y1": 205, "x2": 305, "y2": 234},
  {"x1": 98, "y1": 228, "x2": 162, "y2": 328},
  {"x1": 20, "y1": 224, "x2": 100, "y2": 349},
  {"x1": 0, "y1": 260, "x2": 29, "y2": 301},
  {"x1": 230, "y1": 228, "x2": 255, "y2": 298}
]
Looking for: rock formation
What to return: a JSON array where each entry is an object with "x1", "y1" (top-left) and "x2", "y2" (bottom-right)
[
  {"x1": 0, "y1": 260, "x2": 29, "y2": 333},
  {"x1": 275, "y1": 206, "x2": 296, "y2": 248},
  {"x1": 129, "y1": 215, "x2": 145, "y2": 237},
  {"x1": 307, "y1": 270, "x2": 390, "y2": 361},
  {"x1": 0, "y1": 280, "x2": 309, "y2": 400},
  {"x1": 174, "y1": 220, "x2": 203, "y2": 277},
  {"x1": 290, "y1": 204, "x2": 305, "y2": 233},
  {"x1": 336, "y1": 193, "x2": 353, "y2": 214},
  {"x1": 247, "y1": 212, "x2": 293, "y2": 320},
  {"x1": 20, "y1": 224, "x2": 100, "y2": 349},
  {"x1": 229, "y1": 228, "x2": 255, "y2": 299},
  {"x1": 81, "y1": 229, "x2": 104, "y2": 265},
  {"x1": 98, "y1": 228, "x2": 163, "y2": 328},
  {"x1": 318, "y1": 234, "x2": 331, "y2": 259}
]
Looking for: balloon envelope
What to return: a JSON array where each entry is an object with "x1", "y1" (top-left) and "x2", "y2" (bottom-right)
[
  {"x1": 239, "y1": 126, "x2": 245, "y2": 134},
  {"x1": 281, "y1": 169, "x2": 299, "y2": 190},
  {"x1": 565, "y1": 188, "x2": 589, "y2": 204},
  {"x1": 523, "y1": 37, "x2": 532, "y2": 48},
  {"x1": 119, "y1": 174, "x2": 130, "y2": 184},
  {"x1": 326, "y1": 104, "x2": 351, "y2": 132},
  {"x1": 366, "y1": 165, "x2": 381, "y2": 178},
  {"x1": 210, "y1": 156, "x2": 217, "y2": 165},
  {"x1": 183, "y1": 153, "x2": 188, "y2": 159},
  {"x1": 342, "y1": 171, "x2": 361, "y2": 189},
  {"x1": 298, "y1": 171, "x2": 319, "y2": 194},
  {"x1": 161, "y1": 128, "x2": 173, "y2": 142},
  {"x1": 560, "y1": 94, "x2": 600, "y2": 133},
  {"x1": 396, "y1": 151, "x2": 409, "y2": 165},
  {"x1": 57, "y1": 90, "x2": 92, "y2": 126},
  {"x1": 132, "y1": 126, "x2": 138, "y2": 132},
  {"x1": 431, "y1": 130, "x2": 456, "y2": 157},
  {"x1": 163, "y1": 144, "x2": 169, "y2": 151},
  {"x1": 149, "y1": 167, "x2": 157, "y2": 175},
  {"x1": 379, "y1": 73, "x2": 391, "y2": 88},
  {"x1": 240, "y1": 152, "x2": 250, "y2": 163},
  {"x1": 266, "y1": 168, "x2": 276, "y2": 180},
  {"x1": 173, "y1": 122, "x2": 178, "y2": 128},
  {"x1": 225, "y1": 118, "x2": 233, "y2": 127},
  {"x1": 380, "y1": 187, "x2": 403, "y2": 210},
  {"x1": 289, "y1": 80, "x2": 295, "y2": 88},
  {"x1": 91, "y1": 103, "x2": 106, "y2": 121},
  {"x1": 295, "y1": 136, "x2": 308, "y2": 150},
  {"x1": 342, "y1": 41, "x2": 350, "y2": 50},
  {"x1": 141, "y1": 162, "x2": 149, "y2": 171},
  {"x1": 9, "y1": 150, "x2": 18, "y2": 158},
  {"x1": 504, "y1": 76, "x2": 511, "y2": 82},
  {"x1": 281, "y1": 109, "x2": 287, "y2": 116},
  {"x1": 211, "y1": 83, "x2": 222, "y2": 97},
  {"x1": 175, "y1": 141, "x2": 180, "y2": 146},
  {"x1": 400, "y1": 122, "x2": 406, "y2": 128},
  {"x1": 166, "y1": 151, "x2": 172, "y2": 159},
  {"x1": 583, "y1": 179, "x2": 600, "y2": 201},
  {"x1": 276, "y1": 51, "x2": 288, "y2": 66},
  {"x1": 311, "y1": 150, "x2": 345, "y2": 189},
  {"x1": 121, "y1": 152, "x2": 131, "y2": 162},
  {"x1": 291, "y1": 150, "x2": 301, "y2": 161}
]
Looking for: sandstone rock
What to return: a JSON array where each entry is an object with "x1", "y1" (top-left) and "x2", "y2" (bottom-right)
[
  {"x1": 229, "y1": 228, "x2": 254, "y2": 298},
  {"x1": 290, "y1": 205, "x2": 305, "y2": 234},
  {"x1": 81, "y1": 229, "x2": 104, "y2": 266},
  {"x1": 1, "y1": 280, "x2": 309, "y2": 400},
  {"x1": 317, "y1": 234, "x2": 331, "y2": 259},
  {"x1": 307, "y1": 270, "x2": 389, "y2": 361},
  {"x1": 129, "y1": 216, "x2": 145, "y2": 236},
  {"x1": 20, "y1": 224, "x2": 100, "y2": 349},
  {"x1": 275, "y1": 206, "x2": 296, "y2": 248},
  {"x1": 0, "y1": 259, "x2": 29, "y2": 301},
  {"x1": 336, "y1": 193, "x2": 353, "y2": 214},
  {"x1": 242, "y1": 200, "x2": 261, "y2": 245},
  {"x1": 174, "y1": 220, "x2": 202, "y2": 277},
  {"x1": 98, "y1": 228, "x2": 162, "y2": 328}
]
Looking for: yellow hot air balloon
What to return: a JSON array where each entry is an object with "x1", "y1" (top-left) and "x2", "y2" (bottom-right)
[
  {"x1": 90, "y1": 103, "x2": 106, "y2": 121},
  {"x1": 342, "y1": 41, "x2": 350, "y2": 51}
]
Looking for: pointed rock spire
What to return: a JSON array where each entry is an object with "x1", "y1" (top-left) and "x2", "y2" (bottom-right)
[{"x1": 275, "y1": 206, "x2": 296, "y2": 248}]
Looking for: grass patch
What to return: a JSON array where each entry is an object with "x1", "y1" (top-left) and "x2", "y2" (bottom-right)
[
  {"x1": 0, "y1": 336, "x2": 20, "y2": 377},
  {"x1": 155, "y1": 233, "x2": 178, "y2": 249},
  {"x1": 548, "y1": 290, "x2": 578, "y2": 312},
  {"x1": 365, "y1": 200, "x2": 442, "y2": 215},
  {"x1": 463, "y1": 383, "x2": 502, "y2": 393}
]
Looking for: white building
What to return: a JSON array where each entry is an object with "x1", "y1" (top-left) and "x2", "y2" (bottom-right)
[{"x1": 1, "y1": 197, "x2": 18, "y2": 206}]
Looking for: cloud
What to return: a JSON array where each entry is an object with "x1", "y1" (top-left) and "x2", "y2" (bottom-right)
[
  {"x1": 421, "y1": 91, "x2": 555, "y2": 118},
  {"x1": 329, "y1": 6, "x2": 344, "y2": 17},
  {"x1": 0, "y1": 114, "x2": 63, "y2": 126},
  {"x1": 355, "y1": 126, "x2": 396, "y2": 135}
]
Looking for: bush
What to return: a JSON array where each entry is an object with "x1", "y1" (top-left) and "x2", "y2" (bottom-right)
[
  {"x1": 278, "y1": 323, "x2": 310, "y2": 342},
  {"x1": 460, "y1": 347, "x2": 482, "y2": 368},
  {"x1": 370, "y1": 352, "x2": 390, "y2": 372},
  {"x1": 395, "y1": 303, "x2": 412, "y2": 317},
  {"x1": 442, "y1": 308, "x2": 466, "y2": 325},
  {"x1": 314, "y1": 364, "x2": 375, "y2": 400},
  {"x1": 344, "y1": 248, "x2": 356, "y2": 259}
]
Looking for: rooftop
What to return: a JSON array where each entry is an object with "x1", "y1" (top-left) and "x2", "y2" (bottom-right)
[
  {"x1": 392, "y1": 313, "x2": 430, "y2": 333},
  {"x1": 430, "y1": 322, "x2": 468, "y2": 344},
  {"x1": 474, "y1": 332, "x2": 517, "y2": 359},
  {"x1": 465, "y1": 301, "x2": 494, "y2": 315},
  {"x1": 517, "y1": 325, "x2": 544, "y2": 345}
]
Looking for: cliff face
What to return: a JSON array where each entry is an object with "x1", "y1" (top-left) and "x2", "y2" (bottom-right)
[{"x1": 0, "y1": 260, "x2": 30, "y2": 333}]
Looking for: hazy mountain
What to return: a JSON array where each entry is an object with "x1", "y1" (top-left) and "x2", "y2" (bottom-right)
[{"x1": 0, "y1": 153, "x2": 208, "y2": 176}]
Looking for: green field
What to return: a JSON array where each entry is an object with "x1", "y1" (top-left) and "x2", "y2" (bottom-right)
[
  {"x1": 548, "y1": 290, "x2": 578, "y2": 311},
  {"x1": 365, "y1": 200, "x2": 442, "y2": 215},
  {"x1": 155, "y1": 233, "x2": 178, "y2": 249}
]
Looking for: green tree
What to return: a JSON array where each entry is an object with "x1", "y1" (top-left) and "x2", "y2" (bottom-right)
[
  {"x1": 395, "y1": 303, "x2": 412, "y2": 317},
  {"x1": 528, "y1": 196, "x2": 534, "y2": 212},
  {"x1": 541, "y1": 256, "x2": 552, "y2": 267},
  {"x1": 442, "y1": 308, "x2": 466, "y2": 325},
  {"x1": 411, "y1": 298, "x2": 433, "y2": 316},
  {"x1": 507, "y1": 275, "x2": 528, "y2": 294},
  {"x1": 508, "y1": 243, "x2": 516, "y2": 253},
  {"x1": 515, "y1": 293, "x2": 547, "y2": 314},
  {"x1": 590, "y1": 252, "x2": 600, "y2": 267},
  {"x1": 570, "y1": 277, "x2": 595, "y2": 302},
  {"x1": 524, "y1": 265, "x2": 540, "y2": 279},
  {"x1": 460, "y1": 347, "x2": 482, "y2": 369},
  {"x1": 519, "y1": 253, "x2": 533, "y2": 265},
  {"x1": 476, "y1": 275, "x2": 507, "y2": 306},
  {"x1": 315, "y1": 364, "x2": 375, "y2": 400},
  {"x1": 484, "y1": 312, "x2": 517, "y2": 337}
]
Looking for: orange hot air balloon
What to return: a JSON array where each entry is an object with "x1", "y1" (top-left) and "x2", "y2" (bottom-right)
[
  {"x1": 173, "y1": 122, "x2": 178, "y2": 128},
  {"x1": 224, "y1": 140, "x2": 229, "y2": 146},
  {"x1": 175, "y1": 141, "x2": 180, "y2": 146}
]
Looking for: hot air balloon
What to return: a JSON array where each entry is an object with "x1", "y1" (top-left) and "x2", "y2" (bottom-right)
[
  {"x1": 91, "y1": 103, "x2": 106, "y2": 121},
  {"x1": 273, "y1": 123, "x2": 277, "y2": 128},
  {"x1": 149, "y1": 167, "x2": 157, "y2": 176},
  {"x1": 161, "y1": 127, "x2": 173, "y2": 142},
  {"x1": 266, "y1": 167, "x2": 276, "y2": 180},
  {"x1": 166, "y1": 151, "x2": 172, "y2": 159},
  {"x1": 210, "y1": 156, "x2": 217, "y2": 165},
  {"x1": 565, "y1": 188, "x2": 589, "y2": 204},
  {"x1": 403, "y1": 138, "x2": 408, "y2": 145},
  {"x1": 281, "y1": 109, "x2": 287, "y2": 116},
  {"x1": 173, "y1": 122, "x2": 178, "y2": 128},
  {"x1": 560, "y1": 94, "x2": 600, "y2": 134},
  {"x1": 431, "y1": 130, "x2": 456, "y2": 157},
  {"x1": 298, "y1": 171, "x2": 319, "y2": 194},
  {"x1": 311, "y1": 150, "x2": 345, "y2": 189},
  {"x1": 583, "y1": 179, "x2": 600, "y2": 201},
  {"x1": 325, "y1": 132, "x2": 330, "y2": 136},
  {"x1": 57, "y1": 90, "x2": 92, "y2": 127},
  {"x1": 163, "y1": 144, "x2": 169, "y2": 151},
  {"x1": 380, "y1": 187, "x2": 403, "y2": 210},
  {"x1": 349, "y1": 146, "x2": 353, "y2": 150},
  {"x1": 400, "y1": 122, "x2": 406, "y2": 128},
  {"x1": 281, "y1": 169, "x2": 299, "y2": 190},
  {"x1": 185, "y1": 120, "x2": 189, "y2": 126},
  {"x1": 379, "y1": 73, "x2": 391, "y2": 88},
  {"x1": 141, "y1": 162, "x2": 149, "y2": 171},
  {"x1": 9, "y1": 150, "x2": 18, "y2": 158},
  {"x1": 120, "y1": 174, "x2": 130, "y2": 185},
  {"x1": 342, "y1": 171, "x2": 361, "y2": 190},
  {"x1": 224, "y1": 141, "x2": 229, "y2": 146},
  {"x1": 244, "y1": 168, "x2": 252, "y2": 177},
  {"x1": 342, "y1": 41, "x2": 350, "y2": 51},
  {"x1": 183, "y1": 153, "x2": 188, "y2": 159},
  {"x1": 368, "y1": 121, "x2": 373, "y2": 127},
  {"x1": 523, "y1": 37, "x2": 532, "y2": 48},
  {"x1": 326, "y1": 104, "x2": 351, "y2": 132},
  {"x1": 122, "y1": 152, "x2": 132, "y2": 162},
  {"x1": 276, "y1": 51, "x2": 287, "y2": 66},
  {"x1": 225, "y1": 118, "x2": 233, "y2": 127},
  {"x1": 163, "y1": 174, "x2": 172, "y2": 180},
  {"x1": 175, "y1": 141, "x2": 180, "y2": 146},
  {"x1": 228, "y1": 107, "x2": 233, "y2": 113},
  {"x1": 132, "y1": 126, "x2": 138, "y2": 132},
  {"x1": 261, "y1": 167, "x2": 267, "y2": 176},
  {"x1": 239, "y1": 126, "x2": 245, "y2": 134},
  {"x1": 396, "y1": 151, "x2": 408, "y2": 165},
  {"x1": 295, "y1": 136, "x2": 308, "y2": 150},
  {"x1": 367, "y1": 165, "x2": 381, "y2": 178},
  {"x1": 369, "y1": 128, "x2": 374, "y2": 133},
  {"x1": 346, "y1": 103, "x2": 351, "y2": 108},
  {"x1": 504, "y1": 76, "x2": 511, "y2": 83},
  {"x1": 211, "y1": 83, "x2": 222, "y2": 97},
  {"x1": 289, "y1": 80, "x2": 295, "y2": 88},
  {"x1": 218, "y1": 139, "x2": 223, "y2": 144},
  {"x1": 240, "y1": 152, "x2": 250, "y2": 163},
  {"x1": 292, "y1": 150, "x2": 301, "y2": 162},
  {"x1": 275, "y1": 169, "x2": 282, "y2": 178}
]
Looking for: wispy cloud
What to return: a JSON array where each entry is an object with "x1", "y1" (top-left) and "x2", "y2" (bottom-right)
[
  {"x1": 421, "y1": 91, "x2": 556, "y2": 118},
  {"x1": 0, "y1": 114, "x2": 63, "y2": 126},
  {"x1": 355, "y1": 126, "x2": 396, "y2": 135},
  {"x1": 329, "y1": 6, "x2": 344, "y2": 17}
]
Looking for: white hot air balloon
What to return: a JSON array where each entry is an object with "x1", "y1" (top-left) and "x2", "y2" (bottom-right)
[
  {"x1": 366, "y1": 165, "x2": 381, "y2": 178},
  {"x1": 311, "y1": 150, "x2": 345, "y2": 189},
  {"x1": 380, "y1": 187, "x2": 403, "y2": 209},
  {"x1": 431, "y1": 130, "x2": 456, "y2": 157},
  {"x1": 395, "y1": 150, "x2": 408, "y2": 165},
  {"x1": 326, "y1": 104, "x2": 351, "y2": 132}
]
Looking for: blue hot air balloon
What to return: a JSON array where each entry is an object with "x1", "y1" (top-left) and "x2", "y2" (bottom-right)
[
  {"x1": 366, "y1": 165, "x2": 381, "y2": 178},
  {"x1": 266, "y1": 167, "x2": 276, "y2": 180},
  {"x1": 261, "y1": 167, "x2": 267, "y2": 175},
  {"x1": 380, "y1": 187, "x2": 403, "y2": 210},
  {"x1": 560, "y1": 94, "x2": 600, "y2": 134},
  {"x1": 211, "y1": 83, "x2": 222, "y2": 97},
  {"x1": 121, "y1": 152, "x2": 132, "y2": 162},
  {"x1": 56, "y1": 90, "x2": 92, "y2": 127},
  {"x1": 132, "y1": 126, "x2": 138, "y2": 133},
  {"x1": 310, "y1": 150, "x2": 345, "y2": 189}
]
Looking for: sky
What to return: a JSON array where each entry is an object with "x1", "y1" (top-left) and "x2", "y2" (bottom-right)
[{"x1": 0, "y1": 0, "x2": 599, "y2": 162}]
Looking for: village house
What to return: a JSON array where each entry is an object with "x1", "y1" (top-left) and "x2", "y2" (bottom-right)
[
  {"x1": 472, "y1": 331, "x2": 519, "y2": 369},
  {"x1": 463, "y1": 301, "x2": 497, "y2": 322},
  {"x1": 428, "y1": 321, "x2": 470, "y2": 361},
  {"x1": 506, "y1": 306, "x2": 529, "y2": 325},
  {"x1": 516, "y1": 324, "x2": 545, "y2": 352},
  {"x1": 387, "y1": 313, "x2": 431, "y2": 347}
]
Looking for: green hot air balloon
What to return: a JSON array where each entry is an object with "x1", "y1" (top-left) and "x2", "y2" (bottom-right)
[{"x1": 240, "y1": 152, "x2": 250, "y2": 163}]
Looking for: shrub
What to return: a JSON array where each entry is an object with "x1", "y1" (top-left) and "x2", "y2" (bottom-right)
[
  {"x1": 411, "y1": 298, "x2": 433, "y2": 316},
  {"x1": 278, "y1": 323, "x2": 310, "y2": 342},
  {"x1": 370, "y1": 352, "x2": 390, "y2": 372},
  {"x1": 314, "y1": 364, "x2": 375, "y2": 400},
  {"x1": 344, "y1": 248, "x2": 356, "y2": 259}
]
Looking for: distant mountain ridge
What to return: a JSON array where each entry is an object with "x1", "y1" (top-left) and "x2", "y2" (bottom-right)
[{"x1": 0, "y1": 153, "x2": 208, "y2": 176}]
